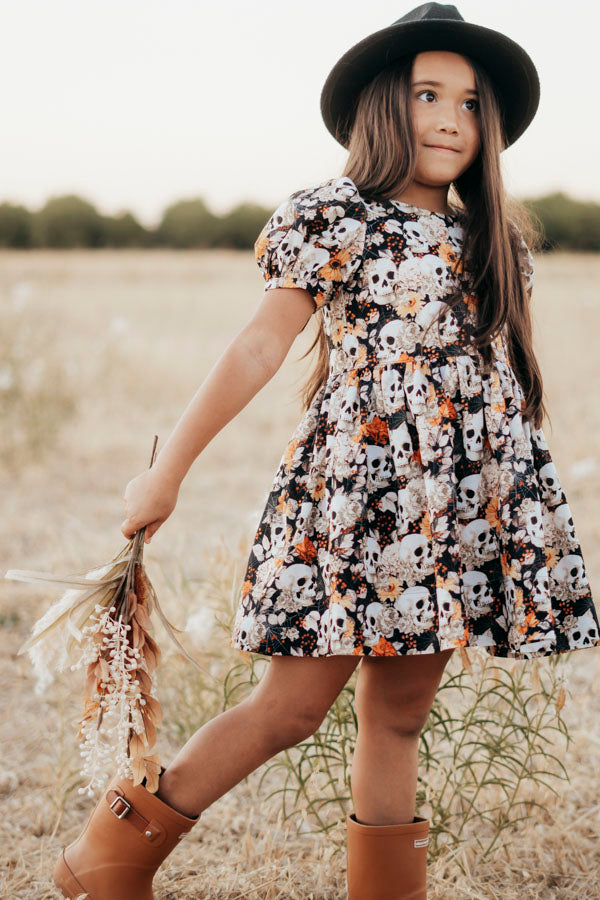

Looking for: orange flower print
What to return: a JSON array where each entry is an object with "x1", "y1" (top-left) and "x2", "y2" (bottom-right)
[
  {"x1": 311, "y1": 476, "x2": 326, "y2": 500},
  {"x1": 295, "y1": 536, "x2": 317, "y2": 564},
  {"x1": 485, "y1": 496, "x2": 501, "y2": 531},
  {"x1": 438, "y1": 242, "x2": 458, "y2": 267},
  {"x1": 372, "y1": 635, "x2": 397, "y2": 656},
  {"x1": 379, "y1": 578, "x2": 404, "y2": 601},
  {"x1": 362, "y1": 417, "x2": 389, "y2": 445},
  {"x1": 283, "y1": 438, "x2": 300, "y2": 472},
  {"x1": 321, "y1": 247, "x2": 353, "y2": 283},
  {"x1": 545, "y1": 546, "x2": 559, "y2": 569},
  {"x1": 397, "y1": 292, "x2": 425, "y2": 317}
]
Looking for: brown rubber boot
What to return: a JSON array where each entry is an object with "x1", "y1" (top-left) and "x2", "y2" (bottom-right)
[
  {"x1": 53, "y1": 767, "x2": 199, "y2": 899},
  {"x1": 346, "y1": 812, "x2": 430, "y2": 899}
]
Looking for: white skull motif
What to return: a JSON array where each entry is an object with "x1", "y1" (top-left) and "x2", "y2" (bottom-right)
[
  {"x1": 404, "y1": 367, "x2": 430, "y2": 412},
  {"x1": 462, "y1": 519, "x2": 496, "y2": 560},
  {"x1": 381, "y1": 366, "x2": 404, "y2": 413},
  {"x1": 415, "y1": 299, "x2": 447, "y2": 335},
  {"x1": 399, "y1": 534, "x2": 434, "y2": 576},
  {"x1": 436, "y1": 588, "x2": 454, "y2": 627},
  {"x1": 567, "y1": 610, "x2": 599, "y2": 649},
  {"x1": 457, "y1": 474, "x2": 481, "y2": 519},
  {"x1": 363, "y1": 601, "x2": 383, "y2": 644},
  {"x1": 270, "y1": 517, "x2": 288, "y2": 557},
  {"x1": 462, "y1": 570, "x2": 494, "y2": 617},
  {"x1": 553, "y1": 503, "x2": 576, "y2": 543},
  {"x1": 234, "y1": 613, "x2": 262, "y2": 651},
  {"x1": 402, "y1": 220, "x2": 430, "y2": 252},
  {"x1": 277, "y1": 564, "x2": 316, "y2": 607},
  {"x1": 364, "y1": 534, "x2": 382, "y2": 583},
  {"x1": 389, "y1": 422, "x2": 414, "y2": 472},
  {"x1": 328, "y1": 493, "x2": 349, "y2": 540},
  {"x1": 457, "y1": 354, "x2": 479, "y2": 396},
  {"x1": 338, "y1": 385, "x2": 360, "y2": 429},
  {"x1": 463, "y1": 411, "x2": 484, "y2": 459},
  {"x1": 366, "y1": 444, "x2": 392, "y2": 488},
  {"x1": 523, "y1": 504, "x2": 545, "y2": 547},
  {"x1": 363, "y1": 601, "x2": 383, "y2": 642},
  {"x1": 502, "y1": 574, "x2": 517, "y2": 620},
  {"x1": 295, "y1": 501, "x2": 315, "y2": 536},
  {"x1": 368, "y1": 256, "x2": 399, "y2": 295},
  {"x1": 377, "y1": 320, "x2": 405, "y2": 359},
  {"x1": 395, "y1": 586, "x2": 436, "y2": 633},
  {"x1": 322, "y1": 602, "x2": 348, "y2": 650},
  {"x1": 342, "y1": 333, "x2": 360, "y2": 367},
  {"x1": 539, "y1": 462, "x2": 562, "y2": 506},
  {"x1": 437, "y1": 308, "x2": 461, "y2": 344},
  {"x1": 531, "y1": 567, "x2": 550, "y2": 605},
  {"x1": 396, "y1": 487, "x2": 411, "y2": 533},
  {"x1": 419, "y1": 254, "x2": 452, "y2": 299},
  {"x1": 552, "y1": 554, "x2": 587, "y2": 593}
]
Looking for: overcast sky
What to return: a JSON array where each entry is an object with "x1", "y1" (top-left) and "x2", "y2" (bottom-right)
[{"x1": 1, "y1": 0, "x2": 596, "y2": 227}]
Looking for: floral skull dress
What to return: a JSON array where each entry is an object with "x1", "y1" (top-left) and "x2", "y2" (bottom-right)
[{"x1": 230, "y1": 175, "x2": 600, "y2": 660}]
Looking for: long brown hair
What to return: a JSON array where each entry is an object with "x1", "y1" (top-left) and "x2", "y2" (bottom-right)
[{"x1": 297, "y1": 52, "x2": 548, "y2": 430}]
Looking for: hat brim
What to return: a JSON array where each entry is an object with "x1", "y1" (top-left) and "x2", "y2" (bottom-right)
[{"x1": 320, "y1": 18, "x2": 540, "y2": 149}]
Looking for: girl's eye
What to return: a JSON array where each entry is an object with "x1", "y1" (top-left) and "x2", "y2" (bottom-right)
[{"x1": 416, "y1": 90, "x2": 479, "y2": 111}]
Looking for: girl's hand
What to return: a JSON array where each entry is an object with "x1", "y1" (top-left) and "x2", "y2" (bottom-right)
[{"x1": 121, "y1": 468, "x2": 179, "y2": 543}]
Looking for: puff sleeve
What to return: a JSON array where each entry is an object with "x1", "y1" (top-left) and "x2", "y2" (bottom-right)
[{"x1": 253, "y1": 176, "x2": 367, "y2": 312}]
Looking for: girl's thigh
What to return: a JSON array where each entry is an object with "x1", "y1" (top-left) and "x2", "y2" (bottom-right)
[{"x1": 250, "y1": 654, "x2": 360, "y2": 725}]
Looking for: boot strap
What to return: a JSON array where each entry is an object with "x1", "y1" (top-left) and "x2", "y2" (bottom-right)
[
  {"x1": 107, "y1": 789, "x2": 151, "y2": 834},
  {"x1": 105, "y1": 787, "x2": 191, "y2": 845}
]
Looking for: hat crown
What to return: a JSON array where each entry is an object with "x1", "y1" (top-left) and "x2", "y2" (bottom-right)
[
  {"x1": 320, "y1": 1, "x2": 540, "y2": 150},
  {"x1": 393, "y1": 3, "x2": 464, "y2": 26}
]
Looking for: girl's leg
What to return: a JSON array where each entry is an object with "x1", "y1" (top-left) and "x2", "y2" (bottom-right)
[
  {"x1": 351, "y1": 648, "x2": 455, "y2": 825},
  {"x1": 156, "y1": 654, "x2": 361, "y2": 818}
]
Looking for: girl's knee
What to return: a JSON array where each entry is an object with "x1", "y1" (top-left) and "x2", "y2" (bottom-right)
[
  {"x1": 356, "y1": 698, "x2": 430, "y2": 739},
  {"x1": 354, "y1": 651, "x2": 454, "y2": 737},
  {"x1": 247, "y1": 693, "x2": 326, "y2": 750}
]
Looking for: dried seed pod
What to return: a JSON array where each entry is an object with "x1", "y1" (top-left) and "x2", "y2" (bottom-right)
[
  {"x1": 129, "y1": 731, "x2": 147, "y2": 759},
  {"x1": 134, "y1": 603, "x2": 152, "y2": 632},
  {"x1": 142, "y1": 693, "x2": 163, "y2": 728}
]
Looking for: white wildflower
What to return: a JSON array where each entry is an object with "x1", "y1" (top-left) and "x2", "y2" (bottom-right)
[{"x1": 185, "y1": 607, "x2": 216, "y2": 649}]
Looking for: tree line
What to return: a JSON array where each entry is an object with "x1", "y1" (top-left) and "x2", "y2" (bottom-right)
[{"x1": 0, "y1": 191, "x2": 598, "y2": 251}]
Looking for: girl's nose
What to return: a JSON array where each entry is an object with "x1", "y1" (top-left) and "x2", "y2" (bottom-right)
[{"x1": 436, "y1": 119, "x2": 459, "y2": 133}]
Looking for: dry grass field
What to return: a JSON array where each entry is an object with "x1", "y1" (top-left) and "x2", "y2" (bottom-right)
[{"x1": 1, "y1": 248, "x2": 599, "y2": 899}]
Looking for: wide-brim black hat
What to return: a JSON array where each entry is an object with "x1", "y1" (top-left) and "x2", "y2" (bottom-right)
[{"x1": 320, "y1": 2, "x2": 540, "y2": 150}]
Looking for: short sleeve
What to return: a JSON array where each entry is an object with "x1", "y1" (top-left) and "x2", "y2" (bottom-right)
[
  {"x1": 253, "y1": 175, "x2": 367, "y2": 312},
  {"x1": 515, "y1": 227, "x2": 534, "y2": 299}
]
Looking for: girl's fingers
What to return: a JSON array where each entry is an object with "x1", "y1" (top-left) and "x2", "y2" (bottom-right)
[
  {"x1": 121, "y1": 520, "x2": 136, "y2": 539},
  {"x1": 145, "y1": 523, "x2": 159, "y2": 543}
]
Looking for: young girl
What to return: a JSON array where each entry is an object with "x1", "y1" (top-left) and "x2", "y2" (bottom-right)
[{"x1": 53, "y1": 4, "x2": 600, "y2": 899}]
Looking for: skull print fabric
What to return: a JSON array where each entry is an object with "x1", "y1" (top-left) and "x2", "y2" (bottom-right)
[{"x1": 230, "y1": 175, "x2": 600, "y2": 660}]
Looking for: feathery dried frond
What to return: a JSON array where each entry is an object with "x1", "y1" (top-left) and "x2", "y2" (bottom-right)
[{"x1": 4, "y1": 435, "x2": 223, "y2": 796}]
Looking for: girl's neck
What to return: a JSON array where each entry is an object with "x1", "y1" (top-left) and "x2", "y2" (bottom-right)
[{"x1": 389, "y1": 185, "x2": 452, "y2": 217}]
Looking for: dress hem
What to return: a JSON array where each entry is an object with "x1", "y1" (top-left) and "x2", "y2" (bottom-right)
[{"x1": 229, "y1": 637, "x2": 600, "y2": 662}]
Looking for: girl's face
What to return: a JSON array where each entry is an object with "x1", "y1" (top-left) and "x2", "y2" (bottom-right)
[{"x1": 410, "y1": 50, "x2": 481, "y2": 188}]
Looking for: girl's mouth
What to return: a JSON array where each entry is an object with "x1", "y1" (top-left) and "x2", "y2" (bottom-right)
[{"x1": 426, "y1": 145, "x2": 459, "y2": 154}]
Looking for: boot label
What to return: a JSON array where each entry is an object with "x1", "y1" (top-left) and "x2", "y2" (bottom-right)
[{"x1": 414, "y1": 837, "x2": 429, "y2": 848}]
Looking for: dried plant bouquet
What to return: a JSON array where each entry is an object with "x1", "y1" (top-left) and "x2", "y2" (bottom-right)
[{"x1": 5, "y1": 436, "x2": 213, "y2": 797}]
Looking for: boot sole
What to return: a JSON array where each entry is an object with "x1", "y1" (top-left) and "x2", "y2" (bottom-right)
[{"x1": 53, "y1": 849, "x2": 90, "y2": 899}]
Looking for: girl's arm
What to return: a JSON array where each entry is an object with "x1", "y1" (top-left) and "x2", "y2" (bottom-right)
[
  {"x1": 153, "y1": 286, "x2": 315, "y2": 486},
  {"x1": 121, "y1": 286, "x2": 315, "y2": 541}
]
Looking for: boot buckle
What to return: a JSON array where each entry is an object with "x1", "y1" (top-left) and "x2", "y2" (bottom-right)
[{"x1": 109, "y1": 795, "x2": 131, "y2": 819}]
